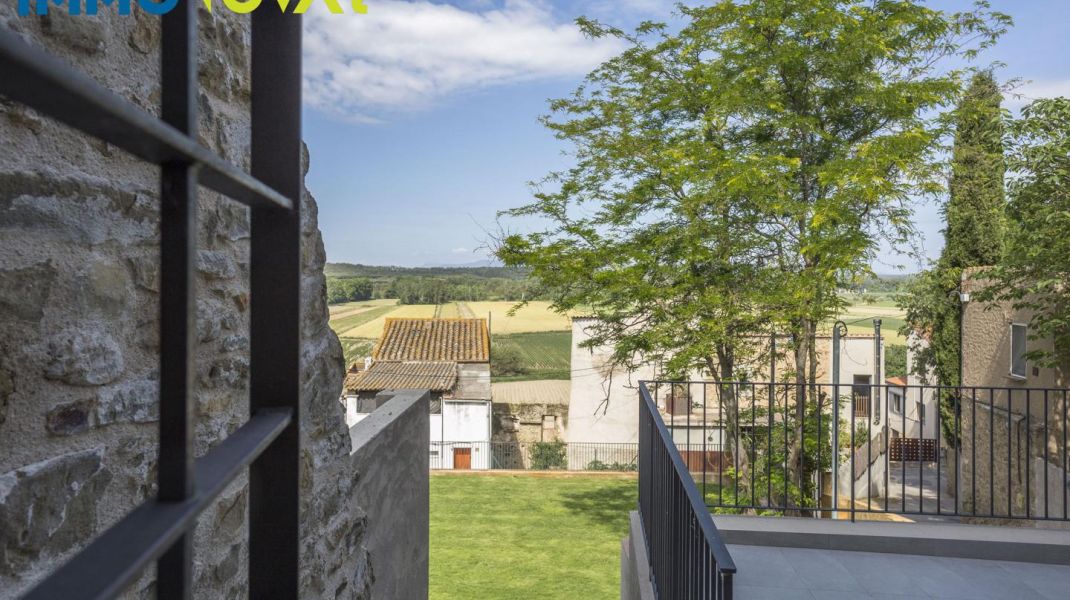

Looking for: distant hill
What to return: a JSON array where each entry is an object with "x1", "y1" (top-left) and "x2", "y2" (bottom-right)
[{"x1": 325, "y1": 263, "x2": 527, "y2": 280}]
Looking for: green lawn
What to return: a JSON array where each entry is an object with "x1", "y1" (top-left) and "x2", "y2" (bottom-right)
[
  {"x1": 492, "y1": 331, "x2": 571, "y2": 381},
  {"x1": 430, "y1": 474, "x2": 637, "y2": 600}
]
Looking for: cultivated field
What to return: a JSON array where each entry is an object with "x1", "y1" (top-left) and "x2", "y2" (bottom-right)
[
  {"x1": 338, "y1": 303, "x2": 440, "y2": 338},
  {"x1": 837, "y1": 300, "x2": 908, "y2": 344},
  {"x1": 493, "y1": 331, "x2": 571, "y2": 381},
  {"x1": 464, "y1": 301, "x2": 572, "y2": 334}
]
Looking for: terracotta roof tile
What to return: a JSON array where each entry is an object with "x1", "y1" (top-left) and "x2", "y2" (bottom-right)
[
  {"x1": 373, "y1": 318, "x2": 490, "y2": 363},
  {"x1": 344, "y1": 361, "x2": 457, "y2": 393},
  {"x1": 885, "y1": 376, "x2": 908, "y2": 388}
]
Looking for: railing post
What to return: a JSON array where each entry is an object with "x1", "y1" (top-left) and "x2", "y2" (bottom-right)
[{"x1": 249, "y1": 6, "x2": 303, "y2": 598}]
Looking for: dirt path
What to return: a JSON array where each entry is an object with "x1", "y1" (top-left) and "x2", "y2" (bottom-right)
[{"x1": 457, "y1": 302, "x2": 477, "y2": 319}]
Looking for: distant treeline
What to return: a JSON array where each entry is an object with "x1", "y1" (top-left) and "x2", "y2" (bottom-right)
[
  {"x1": 325, "y1": 263, "x2": 544, "y2": 305},
  {"x1": 327, "y1": 277, "x2": 374, "y2": 304}
]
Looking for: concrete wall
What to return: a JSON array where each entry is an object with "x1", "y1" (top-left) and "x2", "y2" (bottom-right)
[
  {"x1": 0, "y1": 10, "x2": 412, "y2": 599},
  {"x1": 349, "y1": 391, "x2": 430, "y2": 600},
  {"x1": 567, "y1": 318, "x2": 659, "y2": 447},
  {"x1": 453, "y1": 363, "x2": 491, "y2": 401},
  {"x1": 620, "y1": 511, "x2": 656, "y2": 600}
]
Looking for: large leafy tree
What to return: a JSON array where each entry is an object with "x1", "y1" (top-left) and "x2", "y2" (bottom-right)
[
  {"x1": 899, "y1": 70, "x2": 1007, "y2": 443},
  {"x1": 982, "y1": 98, "x2": 1070, "y2": 367},
  {"x1": 499, "y1": 0, "x2": 1007, "y2": 509}
]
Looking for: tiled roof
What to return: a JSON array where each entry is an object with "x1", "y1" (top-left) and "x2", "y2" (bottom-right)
[
  {"x1": 373, "y1": 318, "x2": 490, "y2": 363},
  {"x1": 344, "y1": 361, "x2": 458, "y2": 393},
  {"x1": 885, "y1": 376, "x2": 908, "y2": 388}
]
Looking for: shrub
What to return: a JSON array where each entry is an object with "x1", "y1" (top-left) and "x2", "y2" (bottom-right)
[
  {"x1": 491, "y1": 345, "x2": 527, "y2": 377},
  {"x1": 528, "y1": 441, "x2": 567, "y2": 470}
]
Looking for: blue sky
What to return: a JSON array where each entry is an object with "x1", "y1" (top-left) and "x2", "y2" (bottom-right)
[{"x1": 302, "y1": 0, "x2": 1070, "y2": 271}]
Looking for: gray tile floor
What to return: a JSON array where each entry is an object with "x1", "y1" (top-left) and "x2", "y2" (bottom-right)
[{"x1": 727, "y1": 544, "x2": 1070, "y2": 600}]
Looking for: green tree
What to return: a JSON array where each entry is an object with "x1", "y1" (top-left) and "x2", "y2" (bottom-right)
[
  {"x1": 981, "y1": 98, "x2": 1070, "y2": 366},
  {"x1": 500, "y1": 0, "x2": 1006, "y2": 510},
  {"x1": 899, "y1": 71, "x2": 1008, "y2": 443}
]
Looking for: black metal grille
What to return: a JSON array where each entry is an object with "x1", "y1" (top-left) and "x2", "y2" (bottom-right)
[
  {"x1": 638, "y1": 382, "x2": 735, "y2": 600},
  {"x1": 645, "y1": 380, "x2": 1070, "y2": 523},
  {"x1": 1, "y1": 6, "x2": 303, "y2": 599}
]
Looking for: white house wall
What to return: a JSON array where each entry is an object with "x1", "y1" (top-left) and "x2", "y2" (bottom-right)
[
  {"x1": 435, "y1": 400, "x2": 492, "y2": 469},
  {"x1": 568, "y1": 318, "x2": 658, "y2": 446}
]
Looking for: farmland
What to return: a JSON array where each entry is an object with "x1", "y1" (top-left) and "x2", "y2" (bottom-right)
[
  {"x1": 329, "y1": 300, "x2": 574, "y2": 369},
  {"x1": 464, "y1": 301, "x2": 572, "y2": 334},
  {"x1": 492, "y1": 331, "x2": 571, "y2": 381}
]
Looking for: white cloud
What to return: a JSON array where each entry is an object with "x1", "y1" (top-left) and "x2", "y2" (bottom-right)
[
  {"x1": 303, "y1": 0, "x2": 626, "y2": 122},
  {"x1": 451, "y1": 246, "x2": 471, "y2": 254},
  {"x1": 1004, "y1": 79, "x2": 1070, "y2": 110}
]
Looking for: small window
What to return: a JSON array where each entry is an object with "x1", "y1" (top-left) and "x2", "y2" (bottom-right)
[
  {"x1": 852, "y1": 375, "x2": 871, "y2": 418},
  {"x1": 1010, "y1": 323, "x2": 1028, "y2": 378},
  {"x1": 891, "y1": 391, "x2": 903, "y2": 414},
  {"x1": 917, "y1": 401, "x2": 925, "y2": 425}
]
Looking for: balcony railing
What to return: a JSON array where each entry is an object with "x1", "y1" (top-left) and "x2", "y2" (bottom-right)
[
  {"x1": 644, "y1": 380, "x2": 1070, "y2": 522},
  {"x1": 638, "y1": 381, "x2": 735, "y2": 600}
]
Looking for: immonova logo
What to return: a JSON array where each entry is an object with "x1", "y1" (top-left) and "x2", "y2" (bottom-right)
[{"x1": 19, "y1": 0, "x2": 368, "y2": 16}]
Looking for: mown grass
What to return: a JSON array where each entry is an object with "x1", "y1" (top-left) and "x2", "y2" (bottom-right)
[
  {"x1": 430, "y1": 474, "x2": 637, "y2": 600},
  {"x1": 493, "y1": 331, "x2": 571, "y2": 381}
]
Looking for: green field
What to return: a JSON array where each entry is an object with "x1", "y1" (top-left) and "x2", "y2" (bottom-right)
[
  {"x1": 493, "y1": 331, "x2": 571, "y2": 381},
  {"x1": 430, "y1": 474, "x2": 636, "y2": 600}
]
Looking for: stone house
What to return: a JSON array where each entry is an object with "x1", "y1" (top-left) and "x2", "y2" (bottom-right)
[
  {"x1": 957, "y1": 269, "x2": 1069, "y2": 518},
  {"x1": 342, "y1": 318, "x2": 493, "y2": 469}
]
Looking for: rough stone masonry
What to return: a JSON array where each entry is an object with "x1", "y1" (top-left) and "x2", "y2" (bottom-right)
[{"x1": 0, "y1": 8, "x2": 380, "y2": 599}]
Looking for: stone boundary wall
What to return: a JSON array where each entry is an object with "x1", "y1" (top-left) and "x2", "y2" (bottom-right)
[{"x1": 0, "y1": 8, "x2": 397, "y2": 599}]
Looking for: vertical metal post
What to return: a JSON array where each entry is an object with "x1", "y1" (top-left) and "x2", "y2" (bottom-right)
[
  {"x1": 873, "y1": 319, "x2": 881, "y2": 426},
  {"x1": 249, "y1": 7, "x2": 302, "y2": 598},
  {"x1": 157, "y1": 2, "x2": 198, "y2": 597},
  {"x1": 831, "y1": 322, "x2": 843, "y2": 519}
]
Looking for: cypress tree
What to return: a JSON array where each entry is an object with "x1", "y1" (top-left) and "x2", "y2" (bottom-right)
[
  {"x1": 901, "y1": 71, "x2": 1006, "y2": 444},
  {"x1": 944, "y1": 71, "x2": 1006, "y2": 270}
]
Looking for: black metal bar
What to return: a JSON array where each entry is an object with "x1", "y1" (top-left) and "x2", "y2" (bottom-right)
[
  {"x1": 156, "y1": 3, "x2": 198, "y2": 597},
  {"x1": 0, "y1": 28, "x2": 292, "y2": 211},
  {"x1": 638, "y1": 382, "x2": 735, "y2": 599},
  {"x1": 22, "y1": 410, "x2": 291, "y2": 600},
  {"x1": 248, "y1": 8, "x2": 303, "y2": 599}
]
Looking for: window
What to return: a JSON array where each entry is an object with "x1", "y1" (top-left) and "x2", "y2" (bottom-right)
[
  {"x1": 852, "y1": 375, "x2": 871, "y2": 418},
  {"x1": 1010, "y1": 323, "x2": 1028, "y2": 379},
  {"x1": 891, "y1": 390, "x2": 903, "y2": 414},
  {"x1": 917, "y1": 401, "x2": 925, "y2": 425}
]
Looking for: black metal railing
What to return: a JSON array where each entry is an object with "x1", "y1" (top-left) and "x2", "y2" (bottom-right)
[
  {"x1": 2, "y1": 6, "x2": 304, "y2": 599},
  {"x1": 638, "y1": 381, "x2": 735, "y2": 600},
  {"x1": 644, "y1": 380, "x2": 1070, "y2": 522},
  {"x1": 428, "y1": 441, "x2": 639, "y2": 471}
]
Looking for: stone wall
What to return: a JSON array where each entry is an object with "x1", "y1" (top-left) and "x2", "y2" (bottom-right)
[{"x1": 0, "y1": 9, "x2": 399, "y2": 599}]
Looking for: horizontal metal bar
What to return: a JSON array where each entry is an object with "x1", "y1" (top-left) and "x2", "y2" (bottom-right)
[
  {"x1": 21, "y1": 409, "x2": 292, "y2": 600},
  {"x1": 0, "y1": 28, "x2": 292, "y2": 212}
]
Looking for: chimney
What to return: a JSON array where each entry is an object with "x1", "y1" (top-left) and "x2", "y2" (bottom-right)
[{"x1": 364, "y1": 356, "x2": 373, "y2": 371}]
